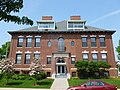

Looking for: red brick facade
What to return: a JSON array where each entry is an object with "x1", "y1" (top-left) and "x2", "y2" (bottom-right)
[{"x1": 8, "y1": 16, "x2": 118, "y2": 78}]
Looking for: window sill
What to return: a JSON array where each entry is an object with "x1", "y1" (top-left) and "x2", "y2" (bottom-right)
[
  {"x1": 34, "y1": 47, "x2": 41, "y2": 48},
  {"x1": 91, "y1": 47, "x2": 97, "y2": 48},
  {"x1": 100, "y1": 47, "x2": 107, "y2": 48},
  {"x1": 82, "y1": 47, "x2": 88, "y2": 48},
  {"x1": 17, "y1": 47, "x2": 23, "y2": 48}
]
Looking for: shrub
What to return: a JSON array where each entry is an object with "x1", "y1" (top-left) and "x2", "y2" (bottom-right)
[
  {"x1": 0, "y1": 74, "x2": 3, "y2": 79},
  {"x1": 12, "y1": 74, "x2": 29, "y2": 80}
]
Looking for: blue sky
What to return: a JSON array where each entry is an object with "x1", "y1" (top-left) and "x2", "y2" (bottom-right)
[{"x1": 0, "y1": 0, "x2": 120, "y2": 59}]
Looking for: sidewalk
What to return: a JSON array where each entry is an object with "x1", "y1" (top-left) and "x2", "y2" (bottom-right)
[
  {"x1": 50, "y1": 78, "x2": 69, "y2": 90},
  {"x1": 0, "y1": 88, "x2": 49, "y2": 90}
]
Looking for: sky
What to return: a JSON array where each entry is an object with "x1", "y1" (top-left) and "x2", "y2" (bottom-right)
[{"x1": 0, "y1": 0, "x2": 120, "y2": 60}]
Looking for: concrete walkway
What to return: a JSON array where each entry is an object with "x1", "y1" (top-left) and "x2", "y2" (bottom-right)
[
  {"x1": 50, "y1": 78, "x2": 69, "y2": 90},
  {"x1": 0, "y1": 88, "x2": 49, "y2": 90}
]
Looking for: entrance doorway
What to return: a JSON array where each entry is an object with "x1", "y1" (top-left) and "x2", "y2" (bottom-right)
[{"x1": 56, "y1": 59, "x2": 66, "y2": 78}]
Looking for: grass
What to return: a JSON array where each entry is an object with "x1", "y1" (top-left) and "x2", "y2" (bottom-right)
[
  {"x1": 68, "y1": 78, "x2": 120, "y2": 88},
  {"x1": 0, "y1": 79, "x2": 54, "y2": 88}
]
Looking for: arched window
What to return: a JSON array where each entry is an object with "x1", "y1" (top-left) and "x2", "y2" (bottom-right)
[
  {"x1": 71, "y1": 41, "x2": 75, "y2": 46},
  {"x1": 58, "y1": 37, "x2": 65, "y2": 52},
  {"x1": 47, "y1": 41, "x2": 51, "y2": 47},
  {"x1": 57, "y1": 59, "x2": 65, "y2": 63}
]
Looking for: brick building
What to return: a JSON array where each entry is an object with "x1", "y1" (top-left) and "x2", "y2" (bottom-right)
[{"x1": 8, "y1": 16, "x2": 118, "y2": 78}]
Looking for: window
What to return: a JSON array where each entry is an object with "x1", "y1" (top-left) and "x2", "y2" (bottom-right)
[
  {"x1": 71, "y1": 41, "x2": 75, "y2": 46},
  {"x1": 68, "y1": 22, "x2": 84, "y2": 29},
  {"x1": 48, "y1": 41, "x2": 51, "y2": 47},
  {"x1": 86, "y1": 81, "x2": 94, "y2": 86},
  {"x1": 57, "y1": 59, "x2": 65, "y2": 63},
  {"x1": 91, "y1": 37, "x2": 96, "y2": 47},
  {"x1": 100, "y1": 37, "x2": 106, "y2": 47},
  {"x1": 47, "y1": 72, "x2": 51, "y2": 77},
  {"x1": 17, "y1": 37, "x2": 23, "y2": 47},
  {"x1": 16, "y1": 54, "x2": 22, "y2": 64},
  {"x1": 92, "y1": 53, "x2": 98, "y2": 62},
  {"x1": 25, "y1": 54, "x2": 31, "y2": 64},
  {"x1": 72, "y1": 72, "x2": 76, "y2": 77},
  {"x1": 103, "y1": 71, "x2": 109, "y2": 77},
  {"x1": 82, "y1": 37, "x2": 87, "y2": 47},
  {"x1": 47, "y1": 57, "x2": 51, "y2": 64},
  {"x1": 83, "y1": 53, "x2": 88, "y2": 61},
  {"x1": 101, "y1": 53, "x2": 107, "y2": 62},
  {"x1": 71, "y1": 57, "x2": 75, "y2": 64},
  {"x1": 34, "y1": 53, "x2": 40, "y2": 60},
  {"x1": 96, "y1": 81, "x2": 104, "y2": 86},
  {"x1": 58, "y1": 38, "x2": 65, "y2": 52},
  {"x1": 38, "y1": 22, "x2": 55, "y2": 29},
  {"x1": 26, "y1": 37, "x2": 32, "y2": 47},
  {"x1": 35, "y1": 37, "x2": 40, "y2": 47}
]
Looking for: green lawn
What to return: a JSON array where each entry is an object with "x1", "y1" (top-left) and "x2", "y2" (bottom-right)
[
  {"x1": 0, "y1": 79, "x2": 54, "y2": 88},
  {"x1": 68, "y1": 78, "x2": 120, "y2": 88}
]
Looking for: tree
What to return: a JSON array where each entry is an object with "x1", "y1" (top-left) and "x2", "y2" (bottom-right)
[
  {"x1": 0, "y1": 41, "x2": 10, "y2": 59},
  {"x1": 0, "y1": 0, "x2": 33, "y2": 25},
  {"x1": 75, "y1": 61, "x2": 88, "y2": 78},
  {"x1": 116, "y1": 40, "x2": 120, "y2": 60},
  {"x1": 0, "y1": 58, "x2": 15, "y2": 84},
  {"x1": 29, "y1": 58, "x2": 43, "y2": 85},
  {"x1": 75, "y1": 61, "x2": 111, "y2": 78}
]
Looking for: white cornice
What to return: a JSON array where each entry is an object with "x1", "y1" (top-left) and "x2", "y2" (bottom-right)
[
  {"x1": 25, "y1": 51, "x2": 31, "y2": 54},
  {"x1": 34, "y1": 51, "x2": 40, "y2": 54},
  {"x1": 82, "y1": 50, "x2": 89, "y2": 53},
  {"x1": 100, "y1": 50, "x2": 107, "y2": 53},
  {"x1": 91, "y1": 50, "x2": 98, "y2": 53},
  {"x1": 16, "y1": 51, "x2": 22, "y2": 54},
  {"x1": 81, "y1": 35, "x2": 88, "y2": 37},
  {"x1": 99, "y1": 35, "x2": 105, "y2": 37}
]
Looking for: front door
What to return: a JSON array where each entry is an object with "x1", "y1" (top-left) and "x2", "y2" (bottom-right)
[{"x1": 57, "y1": 65, "x2": 66, "y2": 75}]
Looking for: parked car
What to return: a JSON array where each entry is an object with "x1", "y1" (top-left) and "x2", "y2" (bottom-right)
[{"x1": 67, "y1": 80, "x2": 117, "y2": 90}]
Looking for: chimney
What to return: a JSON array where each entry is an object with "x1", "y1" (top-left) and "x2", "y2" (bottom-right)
[
  {"x1": 42, "y1": 16, "x2": 52, "y2": 20},
  {"x1": 70, "y1": 16, "x2": 81, "y2": 20}
]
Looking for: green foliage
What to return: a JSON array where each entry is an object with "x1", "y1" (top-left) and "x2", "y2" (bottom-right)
[
  {"x1": 12, "y1": 74, "x2": 28, "y2": 80},
  {"x1": 0, "y1": 0, "x2": 33, "y2": 25},
  {"x1": 75, "y1": 61, "x2": 111, "y2": 78},
  {"x1": 0, "y1": 74, "x2": 3, "y2": 79},
  {"x1": 116, "y1": 40, "x2": 120, "y2": 60},
  {"x1": 0, "y1": 41, "x2": 10, "y2": 59}
]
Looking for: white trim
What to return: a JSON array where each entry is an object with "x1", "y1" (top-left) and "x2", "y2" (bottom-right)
[
  {"x1": 14, "y1": 68, "x2": 30, "y2": 70},
  {"x1": 47, "y1": 55, "x2": 52, "y2": 57},
  {"x1": 43, "y1": 68, "x2": 51, "y2": 70},
  {"x1": 82, "y1": 50, "x2": 89, "y2": 53},
  {"x1": 91, "y1": 50, "x2": 98, "y2": 53},
  {"x1": 81, "y1": 35, "x2": 88, "y2": 37},
  {"x1": 18, "y1": 36, "x2": 24, "y2": 38},
  {"x1": 71, "y1": 68, "x2": 77, "y2": 70},
  {"x1": 16, "y1": 51, "x2": 22, "y2": 54},
  {"x1": 90, "y1": 35, "x2": 96, "y2": 37},
  {"x1": 34, "y1": 51, "x2": 40, "y2": 54},
  {"x1": 100, "y1": 50, "x2": 107, "y2": 53},
  {"x1": 25, "y1": 51, "x2": 31, "y2": 54},
  {"x1": 109, "y1": 68, "x2": 118, "y2": 70},
  {"x1": 56, "y1": 63, "x2": 66, "y2": 65},
  {"x1": 71, "y1": 55, "x2": 76, "y2": 57},
  {"x1": 26, "y1": 35, "x2": 33, "y2": 38},
  {"x1": 35, "y1": 36, "x2": 41, "y2": 38},
  {"x1": 99, "y1": 35, "x2": 105, "y2": 37}
]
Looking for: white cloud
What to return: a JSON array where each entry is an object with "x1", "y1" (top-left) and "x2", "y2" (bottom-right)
[{"x1": 88, "y1": 9, "x2": 120, "y2": 24}]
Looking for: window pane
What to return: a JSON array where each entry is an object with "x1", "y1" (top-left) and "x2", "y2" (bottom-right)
[
  {"x1": 71, "y1": 41, "x2": 75, "y2": 46},
  {"x1": 72, "y1": 72, "x2": 76, "y2": 77},
  {"x1": 71, "y1": 57, "x2": 75, "y2": 64},
  {"x1": 34, "y1": 53, "x2": 40, "y2": 60},
  {"x1": 17, "y1": 37, "x2": 23, "y2": 47},
  {"x1": 25, "y1": 54, "x2": 30, "y2": 64},
  {"x1": 82, "y1": 37, "x2": 87, "y2": 47},
  {"x1": 91, "y1": 37, "x2": 96, "y2": 47},
  {"x1": 83, "y1": 53, "x2": 88, "y2": 61},
  {"x1": 58, "y1": 38, "x2": 65, "y2": 52},
  {"x1": 102, "y1": 53, "x2": 107, "y2": 62},
  {"x1": 26, "y1": 37, "x2": 32, "y2": 47},
  {"x1": 16, "y1": 54, "x2": 22, "y2": 64},
  {"x1": 100, "y1": 37, "x2": 105, "y2": 47},
  {"x1": 47, "y1": 57, "x2": 51, "y2": 64},
  {"x1": 48, "y1": 41, "x2": 51, "y2": 47},
  {"x1": 92, "y1": 53, "x2": 98, "y2": 62},
  {"x1": 35, "y1": 37, "x2": 40, "y2": 47}
]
